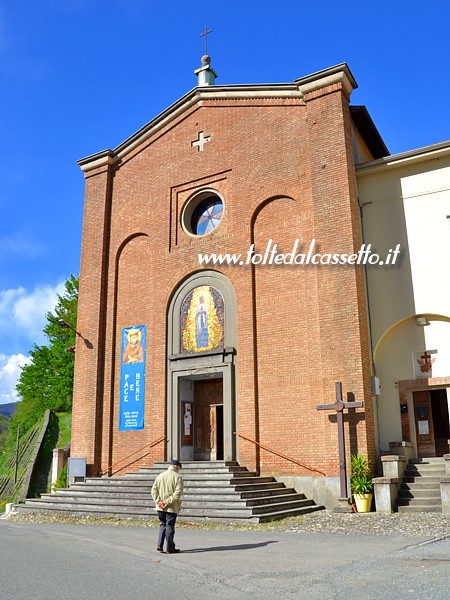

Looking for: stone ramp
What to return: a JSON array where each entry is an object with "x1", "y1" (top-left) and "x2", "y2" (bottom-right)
[{"x1": 15, "y1": 461, "x2": 324, "y2": 523}]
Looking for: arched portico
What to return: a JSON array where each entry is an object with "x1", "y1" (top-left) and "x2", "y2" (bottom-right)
[
  {"x1": 166, "y1": 271, "x2": 237, "y2": 462},
  {"x1": 373, "y1": 313, "x2": 450, "y2": 457}
]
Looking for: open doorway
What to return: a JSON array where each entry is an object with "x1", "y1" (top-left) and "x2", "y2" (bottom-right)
[
  {"x1": 413, "y1": 388, "x2": 450, "y2": 457},
  {"x1": 193, "y1": 378, "x2": 224, "y2": 461}
]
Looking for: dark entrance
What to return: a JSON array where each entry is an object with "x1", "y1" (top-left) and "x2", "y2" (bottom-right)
[
  {"x1": 431, "y1": 389, "x2": 450, "y2": 456},
  {"x1": 414, "y1": 389, "x2": 450, "y2": 457},
  {"x1": 194, "y1": 378, "x2": 224, "y2": 460}
]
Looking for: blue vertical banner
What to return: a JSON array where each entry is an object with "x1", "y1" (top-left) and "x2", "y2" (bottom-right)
[{"x1": 119, "y1": 325, "x2": 146, "y2": 431}]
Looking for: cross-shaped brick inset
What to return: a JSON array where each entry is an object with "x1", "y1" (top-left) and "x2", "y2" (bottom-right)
[{"x1": 191, "y1": 131, "x2": 211, "y2": 152}]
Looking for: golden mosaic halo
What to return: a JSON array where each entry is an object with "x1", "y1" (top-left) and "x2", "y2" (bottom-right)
[{"x1": 127, "y1": 328, "x2": 142, "y2": 343}]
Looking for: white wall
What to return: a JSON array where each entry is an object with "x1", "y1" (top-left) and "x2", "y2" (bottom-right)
[
  {"x1": 402, "y1": 166, "x2": 450, "y2": 317},
  {"x1": 357, "y1": 147, "x2": 450, "y2": 453}
]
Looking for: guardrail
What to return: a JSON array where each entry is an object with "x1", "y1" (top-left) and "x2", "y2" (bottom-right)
[
  {"x1": 98, "y1": 435, "x2": 166, "y2": 476},
  {"x1": 233, "y1": 432, "x2": 326, "y2": 476},
  {"x1": 0, "y1": 411, "x2": 51, "y2": 503}
]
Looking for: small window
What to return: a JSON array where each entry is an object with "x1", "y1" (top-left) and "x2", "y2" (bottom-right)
[{"x1": 182, "y1": 190, "x2": 224, "y2": 237}]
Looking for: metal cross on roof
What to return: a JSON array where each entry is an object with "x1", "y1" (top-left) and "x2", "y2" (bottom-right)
[{"x1": 199, "y1": 25, "x2": 213, "y2": 55}]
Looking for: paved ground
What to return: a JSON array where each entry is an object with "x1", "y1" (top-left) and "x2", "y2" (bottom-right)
[
  {"x1": 4, "y1": 508, "x2": 450, "y2": 537},
  {"x1": 1, "y1": 513, "x2": 449, "y2": 599}
]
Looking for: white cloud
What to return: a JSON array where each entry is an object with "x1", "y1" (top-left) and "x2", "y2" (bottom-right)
[
  {"x1": 13, "y1": 283, "x2": 66, "y2": 339},
  {"x1": 0, "y1": 281, "x2": 66, "y2": 404},
  {"x1": 0, "y1": 282, "x2": 66, "y2": 345},
  {"x1": 0, "y1": 231, "x2": 46, "y2": 260},
  {"x1": 0, "y1": 353, "x2": 32, "y2": 404}
]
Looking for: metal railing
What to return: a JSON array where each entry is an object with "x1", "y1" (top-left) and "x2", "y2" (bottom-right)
[
  {"x1": 98, "y1": 435, "x2": 166, "y2": 477},
  {"x1": 233, "y1": 432, "x2": 326, "y2": 476},
  {"x1": 0, "y1": 412, "x2": 51, "y2": 503}
]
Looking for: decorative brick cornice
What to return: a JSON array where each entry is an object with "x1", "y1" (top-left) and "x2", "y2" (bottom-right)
[
  {"x1": 397, "y1": 376, "x2": 450, "y2": 390},
  {"x1": 77, "y1": 149, "x2": 115, "y2": 174},
  {"x1": 295, "y1": 63, "x2": 357, "y2": 101}
]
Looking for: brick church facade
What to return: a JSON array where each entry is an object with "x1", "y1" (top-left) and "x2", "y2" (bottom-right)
[{"x1": 71, "y1": 61, "x2": 392, "y2": 506}]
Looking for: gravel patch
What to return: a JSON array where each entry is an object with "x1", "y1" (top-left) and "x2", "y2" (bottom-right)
[
  {"x1": 280, "y1": 511, "x2": 450, "y2": 537},
  {"x1": 3, "y1": 510, "x2": 450, "y2": 538}
]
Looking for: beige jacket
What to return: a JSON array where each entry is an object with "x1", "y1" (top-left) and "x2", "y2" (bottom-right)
[{"x1": 151, "y1": 466, "x2": 184, "y2": 514}]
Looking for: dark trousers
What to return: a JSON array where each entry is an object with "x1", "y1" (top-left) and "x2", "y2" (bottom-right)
[{"x1": 157, "y1": 511, "x2": 178, "y2": 551}]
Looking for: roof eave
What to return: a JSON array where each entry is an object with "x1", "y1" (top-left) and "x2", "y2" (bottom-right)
[
  {"x1": 356, "y1": 139, "x2": 450, "y2": 176},
  {"x1": 77, "y1": 83, "x2": 302, "y2": 172}
]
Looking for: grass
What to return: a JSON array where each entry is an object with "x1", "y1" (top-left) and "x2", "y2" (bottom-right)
[
  {"x1": 28, "y1": 411, "x2": 72, "y2": 497},
  {"x1": 55, "y1": 412, "x2": 71, "y2": 448}
]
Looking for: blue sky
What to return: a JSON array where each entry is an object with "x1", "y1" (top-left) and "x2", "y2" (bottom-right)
[{"x1": 1, "y1": 0, "x2": 449, "y2": 404}]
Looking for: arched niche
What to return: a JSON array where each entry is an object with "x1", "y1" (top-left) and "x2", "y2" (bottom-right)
[{"x1": 166, "y1": 271, "x2": 237, "y2": 462}]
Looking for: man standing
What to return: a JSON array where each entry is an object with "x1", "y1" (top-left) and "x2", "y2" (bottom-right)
[{"x1": 151, "y1": 459, "x2": 184, "y2": 553}]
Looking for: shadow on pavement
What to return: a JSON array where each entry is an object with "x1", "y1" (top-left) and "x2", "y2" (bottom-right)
[{"x1": 179, "y1": 540, "x2": 278, "y2": 553}]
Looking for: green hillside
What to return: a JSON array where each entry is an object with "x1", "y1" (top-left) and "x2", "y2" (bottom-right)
[
  {"x1": 0, "y1": 403, "x2": 16, "y2": 418},
  {"x1": 0, "y1": 414, "x2": 9, "y2": 451}
]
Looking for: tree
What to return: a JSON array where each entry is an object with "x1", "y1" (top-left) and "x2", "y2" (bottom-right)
[{"x1": 12, "y1": 275, "x2": 78, "y2": 437}]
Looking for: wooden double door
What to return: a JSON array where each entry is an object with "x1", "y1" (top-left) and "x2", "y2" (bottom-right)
[
  {"x1": 413, "y1": 389, "x2": 450, "y2": 458},
  {"x1": 193, "y1": 379, "x2": 224, "y2": 461}
]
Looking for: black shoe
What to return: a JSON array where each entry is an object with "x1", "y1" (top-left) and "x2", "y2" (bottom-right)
[
  {"x1": 156, "y1": 547, "x2": 164, "y2": 552},
  {"x1": 166, "y1": 549, "x2": 181, "y2": 554}
]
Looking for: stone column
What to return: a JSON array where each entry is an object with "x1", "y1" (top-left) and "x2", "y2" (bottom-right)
[
  {"x1": 373, "y1": 477, "x2": 400, "y2": 513},
  {"x1": 444, "y1": 454, "x2": 450, "y2": 476},
  {"x1": 51, "y1": 448, "x2": 67, "y2": 491},
  {"x1": 381, "y1": 454, "x2": 407, "y2": 479},
  {"x1": 373, "y1": 455, "x2": 407, "y2": 512},
  {"x1": 441, "y1": 454, "x2": 450, "y2": 515},
  {"x1": 389, "y1": 441, "x2": 414, "y2": 461}
]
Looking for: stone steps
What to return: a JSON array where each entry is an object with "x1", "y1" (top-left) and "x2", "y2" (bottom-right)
[
  {"x1": 15, "y1": 460, "x2": 324, "y2": 523},
  {"x1": 402, "y1": 476, "x2": 443, "y2": 485},
  {"x1": 396, "y1": 504, "x2": 443, "y2": 514},
  {"x1": 396, "y1": 458, "x2": 445, "y2": 513},
  {"x1": 398, "y1": 488, "x2": 441, "y2": 499},
  {"x1": 66, "y1": 485, "x2": 152, "y2": 494},
  {"x1": 137, "y1": 463, "x2": 248, "y2": 475}
]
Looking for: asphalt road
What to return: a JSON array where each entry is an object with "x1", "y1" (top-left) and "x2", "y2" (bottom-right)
[{"x1": 1, "y1": 520, "x2": 449, "y2": 599}]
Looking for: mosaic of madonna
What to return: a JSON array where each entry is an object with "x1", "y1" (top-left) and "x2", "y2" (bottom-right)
[{"x1": 181, "y1": 286, "x2": 224, "y2": 353}]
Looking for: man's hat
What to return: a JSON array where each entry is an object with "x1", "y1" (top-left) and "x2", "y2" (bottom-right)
[{"x1": 170, "y1": 459, "x2": 182, "y2": 468}]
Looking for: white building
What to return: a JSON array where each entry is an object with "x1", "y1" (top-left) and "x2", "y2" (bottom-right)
[{"x1": 358, "y1": 141, "x2": 450, "y2": 459}]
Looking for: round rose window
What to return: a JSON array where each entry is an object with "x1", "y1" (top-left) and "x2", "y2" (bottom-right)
[{"x1": 182, "y1": 191, "x2": 224, "y2": 237}]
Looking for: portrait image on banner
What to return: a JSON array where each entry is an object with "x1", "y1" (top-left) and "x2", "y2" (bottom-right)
[{"x1": 119, "y1": 325, "x2": 146, "y2": 431}]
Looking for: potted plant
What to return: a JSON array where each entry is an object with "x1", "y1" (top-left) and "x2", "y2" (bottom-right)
[{"x1": 350, "y1": 453, "x2": 373, "y2": 513}]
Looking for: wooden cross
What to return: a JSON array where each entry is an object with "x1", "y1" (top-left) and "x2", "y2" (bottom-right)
[
  {"x1": 317, "y1": 382, "x2": 364, "y2": 499},
  {"x1": 199, "y1": 25, "x2": 213, "y2": 55}
]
